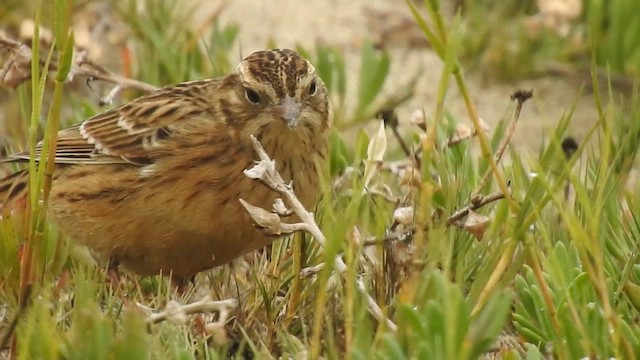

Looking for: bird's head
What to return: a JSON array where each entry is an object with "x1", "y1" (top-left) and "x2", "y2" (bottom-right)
[{"x1": 220, "y1": 49, "x2": 330, "y2": 139}]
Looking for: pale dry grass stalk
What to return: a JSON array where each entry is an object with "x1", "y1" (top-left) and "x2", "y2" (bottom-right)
[
  {"x1": 241, "y1": 135, "x2": 398, "y2": 332},
  {"x1": 143, "y1": 296, "x2": 237, "y2": 325}
]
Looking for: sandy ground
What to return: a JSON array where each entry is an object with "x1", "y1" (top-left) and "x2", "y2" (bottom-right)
[{"x1": 209, "y1": 0, "x2": 598, "y2": 155}]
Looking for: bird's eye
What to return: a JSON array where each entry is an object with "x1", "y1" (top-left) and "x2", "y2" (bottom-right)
[
  {"x1": 308, "y1": 80, "x2": 317, "y2": 96},
  {"x1": 245, "y1": 88, "x2": 261, "y2": 104}
]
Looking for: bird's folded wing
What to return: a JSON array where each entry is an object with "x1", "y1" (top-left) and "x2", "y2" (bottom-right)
[{"x1": 7, "y1": 79, "x2": 216, "y2": 165}]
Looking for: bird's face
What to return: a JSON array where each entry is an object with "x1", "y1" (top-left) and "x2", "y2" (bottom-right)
[{"x1": 233, "y1": 49, "x2": 330, "y2": 135}]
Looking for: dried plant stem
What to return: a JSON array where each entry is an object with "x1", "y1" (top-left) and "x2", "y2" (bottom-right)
[
  {"x1": 447, "y1": 190, "x2": 506, "y2": 226},
  {"x1": 362, "y1": 228, "x2": 416, "y2": 247},
  {"x1": 362, "y1": 190, "x2": 506, "y2": 246},
  {"x1": 144, "y1": 296, "x2": 237, "y2": 325},
  {"x1": 453, "y1": 74, "x2": 517, "y2": 214},
  {"x1": 0, "y1": 35, "x2": 157, "y2": 94},
  {"x1": 300, "y1": 262, "x2": 325, "y2": 278},
  {"x1": 74, "y1": 52, "x2": 157, "y2": 93},
  {"x1": 243, "y1": 135, "x2": 398, "y2": 333},
  {"x1": 472, "y1": 90, "x2": 532, "y2": 198}
]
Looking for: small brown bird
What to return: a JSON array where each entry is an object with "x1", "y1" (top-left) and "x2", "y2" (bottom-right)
[{"x1": 0, "y1": 49, "x2": 330, "y2": 279}]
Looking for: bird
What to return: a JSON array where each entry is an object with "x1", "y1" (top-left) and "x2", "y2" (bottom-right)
[{"x1": 0, "y1": 48, "x2": 331, "y2": 281}]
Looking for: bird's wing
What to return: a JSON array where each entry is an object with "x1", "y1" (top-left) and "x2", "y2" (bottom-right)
[{"x1": 8, "y1": 79, "x2": 218, "y2": 165}]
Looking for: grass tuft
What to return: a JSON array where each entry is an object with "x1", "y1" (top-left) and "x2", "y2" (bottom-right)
[{"x1": 1, "y1": 0, "x2": 640, "y2": 359}]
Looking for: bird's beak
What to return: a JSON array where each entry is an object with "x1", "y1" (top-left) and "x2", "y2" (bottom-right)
[{"x1": 278, "y1": 95, "x2": 301, "y2": 128}]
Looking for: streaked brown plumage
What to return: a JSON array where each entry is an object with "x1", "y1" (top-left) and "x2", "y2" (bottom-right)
[{"x1": 0, "y1": 49, "x2": 330, "y2": 278}]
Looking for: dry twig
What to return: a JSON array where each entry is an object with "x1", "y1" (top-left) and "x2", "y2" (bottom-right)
[
  {"x1": 0, "y1": 35, "x2": 157, "y2": 102},
  {"x1": 143, "y1": 296, "x2": 237, "y2": 325},
  {"x1": 473, "y1": 90, "x2": 532, "y2": 197},
  {"x1": 447, "y1": 190, "x2": 507, "y2": 226},
  {"x1": 241, "y1": 135, "x2": 398, "y2": 332}
]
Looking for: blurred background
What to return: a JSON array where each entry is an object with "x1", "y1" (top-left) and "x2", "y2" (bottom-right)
[
  {"x1": 1, "y1": 0, "x2": 630, "y2": 158},
  {"x1": 3, "y1": 2, "x2": 640, "y2": 359}
]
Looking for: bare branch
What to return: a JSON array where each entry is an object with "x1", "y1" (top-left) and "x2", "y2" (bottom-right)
[
  {"x1": 240, "y1": 198, "x2": 307, "y2": 235},
  {"x1": 0, "y1": 35, "x2": 157, "y2": 94},
  {"x1": 362, "y1": 228, "x2": 416, "y2": 247},
  {"x1": 244, "y1": 135, "x2": 398, "y2": 332},
  {"x1": 300, "y1": 263, "x2": 326, "y2": 279},
  {"x1": 71, "y1": 51, "x2": 157, "y2": 93},
  {"x1": 143, "y1": 296, "x2": 237, "y2": 325},
  {"x1": 472, "y1": 90, "x2": 532, "y2": 197},
  {"x1": 447, "y1": 190, "x2": 506, "y2": 226}
]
